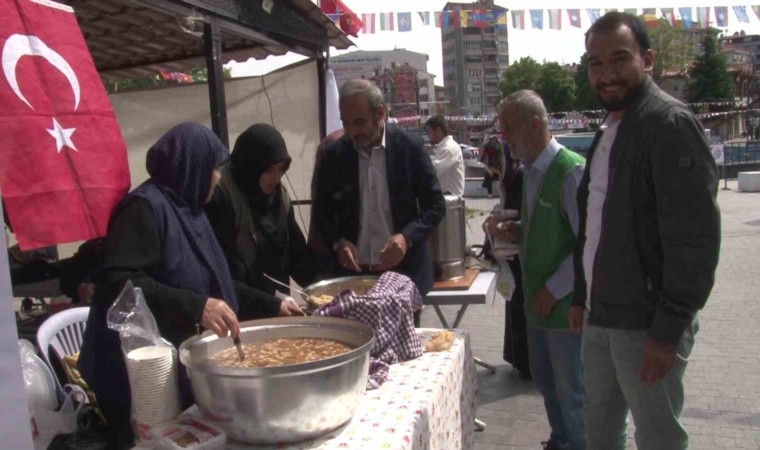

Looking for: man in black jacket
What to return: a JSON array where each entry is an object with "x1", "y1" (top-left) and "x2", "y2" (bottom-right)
[
  {"x1": 313, "y1": 80, "x2": 445, "y2": 321},
  {"x1": 568, "y1": 12, "x2": 720, "y2": 450}
]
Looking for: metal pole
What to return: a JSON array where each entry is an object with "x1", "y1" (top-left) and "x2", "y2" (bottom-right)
[
  {"x1": 204, "y1": 17, "x2": 228, "y2": 147},
  {"x1": 317, "y1": 48, "x2": 327, "y2": 140}
]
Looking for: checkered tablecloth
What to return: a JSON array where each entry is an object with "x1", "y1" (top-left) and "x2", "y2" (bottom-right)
[{"x1": 186, "y1": 329, "x2": 478, "y2": 450}]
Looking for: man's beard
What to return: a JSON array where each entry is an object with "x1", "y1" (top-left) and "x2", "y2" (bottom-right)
[{"x1": 595, "y1": 83, "x2": 643, "y2": 112}]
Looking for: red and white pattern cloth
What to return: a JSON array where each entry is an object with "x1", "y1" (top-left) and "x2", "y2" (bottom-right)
[{"x1": 316, "y1": 271, "x2": 423, "y2": 389}]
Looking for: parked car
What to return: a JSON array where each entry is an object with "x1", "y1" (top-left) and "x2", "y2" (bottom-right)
[{"x1": 460, "y1": 144, "x2": 479, "y2": 160}]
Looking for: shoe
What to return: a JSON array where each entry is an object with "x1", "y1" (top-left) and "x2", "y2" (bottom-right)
[{"x1": 541, "y1": 438, "x2": 560, "y2": 450}]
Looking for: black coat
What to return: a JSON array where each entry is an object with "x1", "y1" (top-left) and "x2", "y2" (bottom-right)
[
  {"x1": 205, "y1": 183, "x2": 318, "y2": 314},
  {"x1": 313, "y1": 125, "x2": 446, "y2": 296}
]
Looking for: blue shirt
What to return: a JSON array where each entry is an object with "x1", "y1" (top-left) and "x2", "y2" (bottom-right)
[{"x1": 522, "y1": 137, "x2": 585, "y2": 299}]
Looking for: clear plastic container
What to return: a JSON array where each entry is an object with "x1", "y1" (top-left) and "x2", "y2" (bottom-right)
[{"x1": 150, "y1": 417, "x2": 226, "y2": 450}]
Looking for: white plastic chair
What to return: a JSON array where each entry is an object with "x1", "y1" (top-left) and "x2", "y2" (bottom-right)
[{"x1": 36, "y1": 307, "x2": 90, "y2": 390}]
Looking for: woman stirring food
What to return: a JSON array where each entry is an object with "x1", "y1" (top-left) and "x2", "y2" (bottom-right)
[
  {"x1": 79, "y1": 123, "x2": 242, "y2": 448},
  {"x1": 206, "y1": 123, "x2": 317, "y2": 315}
]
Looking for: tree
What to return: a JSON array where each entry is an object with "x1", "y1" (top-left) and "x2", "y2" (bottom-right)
[
  {"x1": 647, "y1": 19, "x2": 692, "y2": 81},
  {"x1": 103, "y1": 67, "x2": 232, "y2": 94},
  {"x1": 537, "y1": 62, "x2": 576, "y2": 112},
  {"x1": 688, "y1": 31, "x2": 733, "y2": 102},
  {"x1": 500, "y1": 56, "x2": 542, "y2": 97},
  {"x1": 574, "y1": 53, "x2": 600, "y2": 111}
]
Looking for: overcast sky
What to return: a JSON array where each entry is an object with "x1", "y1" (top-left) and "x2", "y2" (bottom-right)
[{"x1": 228, "y1": 0, "x2": 760, "y2": 84}]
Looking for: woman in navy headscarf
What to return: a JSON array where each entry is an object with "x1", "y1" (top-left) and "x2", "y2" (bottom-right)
[{"x1": 80, "y1": 123, "x2": 241, "y2": 448}]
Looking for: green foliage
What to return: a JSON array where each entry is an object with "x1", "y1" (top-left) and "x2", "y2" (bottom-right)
[
  {"x1": 499, "y1": 57, "x2": 577, "y2": 112},
  {"x1": 103, "y1": 67, "x2": 232, "y2": 94},
  {"x1": 538, "y1": 62, "x2": 576, "y2": 112},
  {"x1": 500, "y1": 57, "x2": 542, "y2": 96},
  {"x1": 574, "y1": 53, "x2": 600, "y2": 111},
  {"x1": 688, "y1": 31, "x2": 733, "y2": 102},
  {"x1": 647, "y1": 19, "x2": 693, "y2": 80}
]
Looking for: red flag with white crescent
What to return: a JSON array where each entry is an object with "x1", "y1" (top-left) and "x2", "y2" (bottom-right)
[{"x1": 0, "y1": 0, "x2": 130, "y2": 249}]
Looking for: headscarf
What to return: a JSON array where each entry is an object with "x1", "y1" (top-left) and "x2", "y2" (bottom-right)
[
  {"x1": 146, "y1": 123, "x2": 226, "y2": 214},
  {"x1": 229, "y1": 124, "x2": 292, "y2": 266},
  {"x1": 142, "y1": 122, "x2": 237, "y2": 311}
]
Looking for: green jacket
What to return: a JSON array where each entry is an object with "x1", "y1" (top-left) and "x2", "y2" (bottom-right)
[{"x1": 521, "y1": 148, "x2": 585, "y2": 329}]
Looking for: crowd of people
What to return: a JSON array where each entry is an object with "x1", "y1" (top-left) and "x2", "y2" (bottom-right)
[
  {"x1": 16, "y1": 10, "x2": 721, "y2": 450},
  {"x1": 71, "y1": 78, "x2": 447, "y2": 448}
]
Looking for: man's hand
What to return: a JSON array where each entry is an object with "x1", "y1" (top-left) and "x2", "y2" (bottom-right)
[
  {"x1": 482, "y1": 215, "x2": 496, "y2": 233},
  {"x1": 533, "y1": 285, "x2": 557, "y2": 319},
  {"x1": 278, "y1": 297, "x2": 305, "y2": 317},
  {"x1": 201, "y1": 298, "x2": 240, "y2": 338},
  {"x1": 639, "y1": 337, "x2": 677, "y2": 388},
  {"x1": 336, "y1": 239, "x2": 361, "y2": 272},
  {"x1": 493, "y1": 221, "x2": 519, "y2": 243},
  {"x1": 569, "y1": 305, "x2": 585, "y2": 334},
  {"x1": 380, "y1": 233, "x2": 408, "y2": 269}
]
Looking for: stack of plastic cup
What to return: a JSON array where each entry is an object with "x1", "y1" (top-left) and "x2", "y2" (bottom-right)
[{"x1": 126, "y1": 345, "x2": 180, "y2": 426}]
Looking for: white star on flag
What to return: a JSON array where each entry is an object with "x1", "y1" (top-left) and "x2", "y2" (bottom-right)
[{"x1": 46, "y1": 117, "x2": 77, "y2": 153}]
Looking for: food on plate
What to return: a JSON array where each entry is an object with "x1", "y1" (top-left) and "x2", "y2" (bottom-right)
[
  {"x1": 209, "y1": 338, "x2": 354, "y2": 368},
  {"x1": 308, "y1": 294, "x2": 334, "y2": 306},
  {"x1": 425, "y1": 331, "x2": 455, "y2": 352}
]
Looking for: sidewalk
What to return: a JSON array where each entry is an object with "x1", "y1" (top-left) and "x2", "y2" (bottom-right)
[{"x1": 420, "y1": 182, "x2": 760, "y2": 449}]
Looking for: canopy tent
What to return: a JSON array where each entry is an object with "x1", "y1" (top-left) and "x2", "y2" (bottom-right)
[
  {"x1": 59, "y1": 0, "x2": 353, "y2": 143},
  {"x1": 1, "y1": 1, "x2": 351, "y2": 448}
]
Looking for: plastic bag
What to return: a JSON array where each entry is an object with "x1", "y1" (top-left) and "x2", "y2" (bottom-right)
[
  {"x1": 19, "y1": 339, "x2": 60, "y2": 441},
  {"x1": 106, "y1": 280, "x2": 164, "y2": 353},
  {"x1": 487, "y1": 207, "x2": 519, "y2": 299},
  {"x1": 46, "y1": 403, "x2": 110, "y2": 450},
  {"x1": 35, "y1": 390, "x2": 84, "y2": 442},
  {"x1": 106, "y1": 281, "x2": 180, "y2": 443}
]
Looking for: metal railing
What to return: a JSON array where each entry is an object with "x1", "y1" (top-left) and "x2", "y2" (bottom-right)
[{"x1": 724, "y1": 142, "x2": 760, "y2": 165}]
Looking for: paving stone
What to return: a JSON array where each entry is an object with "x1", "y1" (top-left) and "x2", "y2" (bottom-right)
[{"x1": 420, "y1": 183, "x2": 760, "y2": 449}]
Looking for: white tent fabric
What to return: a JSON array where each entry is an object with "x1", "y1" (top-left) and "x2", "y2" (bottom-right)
[
  {"x1": 325, "y1": 68, "x2": 342, "y2": 135},
  {"x1": 110, "y1": 59, "x2": 321, "y2": 204}
]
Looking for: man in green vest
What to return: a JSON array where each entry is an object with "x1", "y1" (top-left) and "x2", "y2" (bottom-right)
[{"x1": 489, "y1": 90, "x2": 586, "y2": 450}]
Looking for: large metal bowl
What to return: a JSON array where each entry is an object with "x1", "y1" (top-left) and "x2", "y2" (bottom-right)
[
  {"x1": 179, "y1": 316, "x2": 374, "y2": 444},
  {"x1": 302, "y1": 275, "x2": 380, "y2": 310}
]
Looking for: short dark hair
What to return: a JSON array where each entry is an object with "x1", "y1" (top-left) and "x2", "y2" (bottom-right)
[
  {"x1": 585, "y1": 12, "x2": 651, "y2": 55},
  {"x1": 425, "y1": 115, "x2": 448, "y2": 135}
]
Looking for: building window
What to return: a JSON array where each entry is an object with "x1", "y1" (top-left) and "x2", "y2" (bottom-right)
[
  {"x1": 469, "y1": 97, "x2": 482, "y2": 105},
  {"x1": 498, "y1": 41, "x2": 508, "y2": 50},
  {"x1": 419, "y1": 94, "x2": 429, "y2": 102},
  {"x1": 465, "y1": 55, "x2": 482, "y2": 64}
]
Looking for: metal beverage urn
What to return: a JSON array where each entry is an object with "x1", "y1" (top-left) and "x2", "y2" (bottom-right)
[{"x1": 429, "y1": 195, "x2": 467, "y2": 281}]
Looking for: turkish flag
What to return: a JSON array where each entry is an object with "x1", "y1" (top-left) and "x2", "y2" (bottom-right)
[
  {"x1": 0, "y1": 0, "x2": 130, "y2": 249},
  {"x1": 320, "y1": 0, "x2": 362, "y2": 37}
]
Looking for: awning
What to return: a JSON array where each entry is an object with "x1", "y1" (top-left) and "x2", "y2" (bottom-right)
[{"x1": 62, "y1": 0, "x2": 353, "y2": 80}]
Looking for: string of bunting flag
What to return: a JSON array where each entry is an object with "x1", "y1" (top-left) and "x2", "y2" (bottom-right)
[
  {"x1": 387, "y1": 108, "x2": 749, "y2": 129},
  {"x1": 321, "y1": 4, "x2": 760, "y2": 35}
]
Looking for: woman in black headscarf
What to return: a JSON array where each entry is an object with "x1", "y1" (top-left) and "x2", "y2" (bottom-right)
[
  {"x1": 206, "y1": 124, "x2": 317, "y2": 316},
  {"x1": 484, "y1": 147, "x2": 531, "y2": 380},
  {"x1": 79, "y1": 123, "x2": 241, "y2": 448}
]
